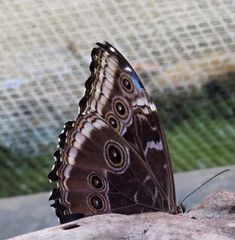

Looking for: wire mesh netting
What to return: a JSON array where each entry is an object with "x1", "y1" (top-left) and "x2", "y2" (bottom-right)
[{"x1": 0, "y1": 0, "x2": 235, "y2": 197}]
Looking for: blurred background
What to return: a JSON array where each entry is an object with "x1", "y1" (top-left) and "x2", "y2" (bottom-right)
[{"x1": 0, "y1": 0, "x2": 235, "y2": 238}]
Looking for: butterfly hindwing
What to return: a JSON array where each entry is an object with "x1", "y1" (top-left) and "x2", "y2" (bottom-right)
[
  {"x1": 48, "y1": 42, "x2": 176, "y2": 223},
  {"x1": 50, "y1": 113, "x2": 170, "y2": 222}
]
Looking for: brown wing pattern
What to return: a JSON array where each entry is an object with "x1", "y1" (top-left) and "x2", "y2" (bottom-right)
[{"x1": 48, "y1": 42, "x2": 176, "y2": 223}]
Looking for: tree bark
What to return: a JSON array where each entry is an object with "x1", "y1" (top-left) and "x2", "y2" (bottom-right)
[{"x1": 9, "y1": 191, "x2": 235, "y2": 240}]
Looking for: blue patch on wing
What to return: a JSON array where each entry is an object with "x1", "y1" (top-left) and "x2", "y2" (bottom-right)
[{"x1": 129, "y1": 70, "x2": 144, "y2": 91}]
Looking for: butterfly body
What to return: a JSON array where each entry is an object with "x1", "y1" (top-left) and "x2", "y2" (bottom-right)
[{"x1": 48, "y1": 42, "x2": 176, "y2": 223}]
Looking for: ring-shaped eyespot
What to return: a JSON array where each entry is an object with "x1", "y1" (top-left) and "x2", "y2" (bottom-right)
[
  {"x1": 120, "y1": 76, "x2": 134, "y2": 93},
  {"x1": 113, "y1": 98, "x2": 129, "y2": 119},
  {"x1": 88, "y1": 173, "x2": 106, "y2": 191},
  {"x1": 104, "y1": 141, "x2": 127, "y2": 171},
  {"x1": 87, "y1": 194, "x2": 106, "y2": 212},
  {"x1": 106, "y1": 113, "x2": 120, "y2": 132}
]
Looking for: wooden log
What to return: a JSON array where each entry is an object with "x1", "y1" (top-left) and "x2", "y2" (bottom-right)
[{"x1": 9, "y1": 191, "x2": 235, "y2": 240}]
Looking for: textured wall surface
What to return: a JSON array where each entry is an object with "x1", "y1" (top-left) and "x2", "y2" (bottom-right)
[{"x1": 0, "y1": 0, "x2": 234, "y2": 153}]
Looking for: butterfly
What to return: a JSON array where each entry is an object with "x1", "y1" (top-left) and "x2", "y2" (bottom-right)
[{"x1": 48, "y1": 42, "x2": 177, "y2": 224}]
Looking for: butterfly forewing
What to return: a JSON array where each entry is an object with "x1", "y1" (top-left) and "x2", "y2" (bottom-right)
[{"x1": 48, "y1": 42, "x2": 176, "y2": 223}]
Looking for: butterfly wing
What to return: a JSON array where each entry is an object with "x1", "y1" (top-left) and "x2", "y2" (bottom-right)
[
  {"x1": 80, "y1": 42, "x2": 176, "y2": 209},
  {"x1": 48, "y1": 42, "x2": 176, "y2": 223}
]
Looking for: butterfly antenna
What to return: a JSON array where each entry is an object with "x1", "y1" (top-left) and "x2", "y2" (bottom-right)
[{"x1": 179, "y1": 169, "x2": 230, "y2": 206}]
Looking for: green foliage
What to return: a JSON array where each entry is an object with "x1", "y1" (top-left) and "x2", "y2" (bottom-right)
[
  {"x1": 155, "y1": 72, "x2": 235, "y2": 171},
  {"x1": 0, "y1": 147, "x2": 51, "y2": 197},
  {"x1": 167, "y1": 116, "x2": 235, "y2": 172},
  {"x1": 156, "y1": 73, "x2": 235, "y2": 130}
]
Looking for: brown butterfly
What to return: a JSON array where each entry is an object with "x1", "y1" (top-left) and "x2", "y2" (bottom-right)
[{"x1": 48, "y1": 42, "x2": 177, "y2": 223}]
